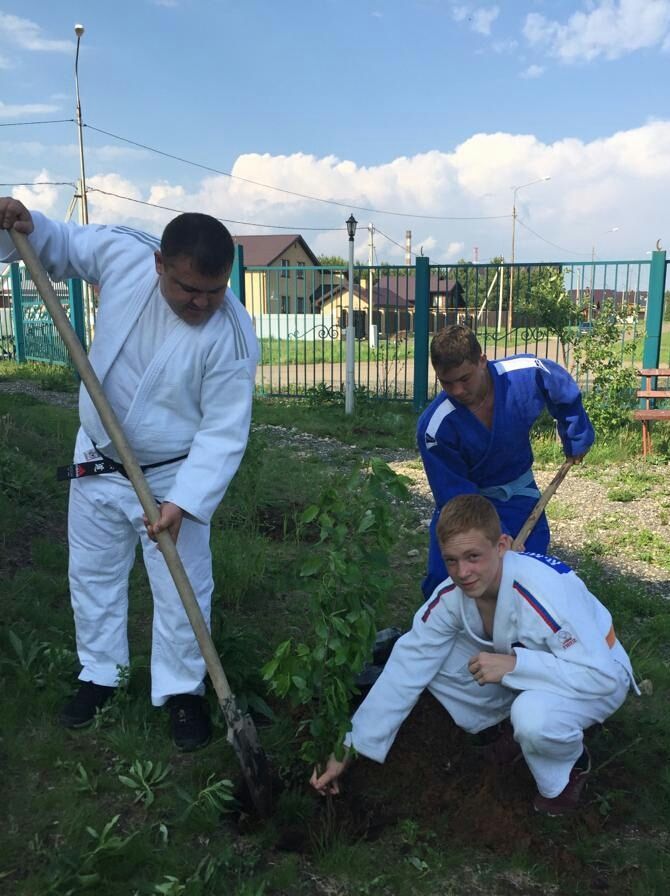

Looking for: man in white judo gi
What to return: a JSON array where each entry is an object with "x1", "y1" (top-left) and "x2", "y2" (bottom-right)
[
  {"x1": 0, "y1": 196, "x2": 258, "y2": 750},
  {"x1": 418, "y1": 324, "x2": 595, "y2": 599},
  {"x1": 311, "y1": 494, "x2": 637, "y2": 815}
]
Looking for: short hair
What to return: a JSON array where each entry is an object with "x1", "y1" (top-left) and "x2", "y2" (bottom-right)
[
  {"x1": 430, "y1": 324, "x2": 482, "y2": 372},
  {"x1": 160, "y1": 213, "x2": 234, "y2": 277},
  {"x1": 436, "y1": 494, "x2": 501, "y2": 548}
]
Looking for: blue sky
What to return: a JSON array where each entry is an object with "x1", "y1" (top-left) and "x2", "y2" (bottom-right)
[{"x1": 1, "y1": 0, "x2": 669, "y2": 264}]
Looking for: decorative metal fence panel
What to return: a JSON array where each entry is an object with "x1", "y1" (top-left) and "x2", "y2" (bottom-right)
[
  {"x1": 0, "y1": 267, "x2": 13, "y2": 359},
  {"x1": 0, "y1": 262, "x2": 85, "y2": 365},
  {"x1": 19, "y1": 266, "x2": 73, "y2": 364}
]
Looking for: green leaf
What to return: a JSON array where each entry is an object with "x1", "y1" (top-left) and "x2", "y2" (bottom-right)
[
  {"x1": 301, "y1": 505, "x2": 320, "y2": 523},
  {"x1": 300, "y1": 556, "x2": 322, "y2": 577}
]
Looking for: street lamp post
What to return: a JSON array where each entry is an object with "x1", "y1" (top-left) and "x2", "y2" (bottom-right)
[
  {"x1": 345, "y1": 214, "x2": 357, "y2": 415},
  {"x1": 508, "y1": 176, "x2": 550, "y2": 330}
]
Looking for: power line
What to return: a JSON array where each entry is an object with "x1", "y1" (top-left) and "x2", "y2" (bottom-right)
[
  {"x1": 0, "y1": 181, "x2": 76, "y2": 187},
  {"x1": 516, "y1": 216, "x2": 591, "y2": 258},
  {"x1": 86, "y1": 187, "x2": 343, "y2": 231},
  {"x1": 0, "y1": 118, "x2": 75, "y2": 127},
  {"x1": 83, "y1": 122, "x2": 511, "y2": 222},
  {"x1": 375, "y1": 226, "x2": 417, "y2": 259}
]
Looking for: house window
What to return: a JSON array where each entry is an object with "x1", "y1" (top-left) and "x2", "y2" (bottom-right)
[
  {"x1": 296, "y1": 296, "x2": 305, "y2": 313},
  {"x1": 280, "y1": 259, "x2": 289, "y2": 278},
  {"x1": 280, "y1": 295, "x2": 289, "y2": 313},
  {"x1": 296, "y1": 261, "x2": 305, "y2": 280}
]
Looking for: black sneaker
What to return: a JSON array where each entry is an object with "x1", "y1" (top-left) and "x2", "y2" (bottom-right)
[
  {"x1": 167, "y1": 694, "x2": 211, "y2": 751},
  {"x1": 60, "y1": 681, "x2": 116, "y2": 728}
]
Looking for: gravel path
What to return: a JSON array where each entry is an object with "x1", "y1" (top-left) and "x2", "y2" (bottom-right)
[
  {"x1": 254, "y1": 423, "x2": 670, "y2": 601},
  {"x1": 4, "y1": 380, "x2": 669, "y2": 599}
]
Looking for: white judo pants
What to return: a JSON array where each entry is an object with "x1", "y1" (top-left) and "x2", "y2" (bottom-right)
[
  {"x1": 67, "y1": 443, "x2": 213, "y2": 706},
  {"x1": 427, "y1": 630, "x2": 631, "y2": 798}
]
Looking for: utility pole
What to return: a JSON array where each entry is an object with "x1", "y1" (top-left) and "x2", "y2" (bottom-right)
[
  {"x1": 367, "y1": 223, "x2": 375, "y2": 340},
  {"x1": 405, "y1": 230, "x2": 412, "y2": 265},
  {"x1": 74, "y1": 23, "x2": 94, "y2": 344},
  {"x1": 345, "y1": 215, "x2": 358, "y2": 414},
  {"x1": 508, "y1": 176, "x2": 551, "y2": 331}
]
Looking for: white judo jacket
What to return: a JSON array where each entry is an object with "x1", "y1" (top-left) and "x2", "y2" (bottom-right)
[
  {"x1": 348, "y1": 550, "x2": 637, "y2": 763},
  {"x1": 0, "y1": 212, "x2": 258, "y2": 525}
]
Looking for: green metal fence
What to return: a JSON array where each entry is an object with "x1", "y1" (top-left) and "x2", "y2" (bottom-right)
[
  {"x1": 246, "y1": 253, "x2": 667, "y2": 406},
  {"x1": 2, "y1": 250, "x2": 667, "y2": 409},
  {"x1": 1, "y1": 262, "x2": 86, "y2": 364}
]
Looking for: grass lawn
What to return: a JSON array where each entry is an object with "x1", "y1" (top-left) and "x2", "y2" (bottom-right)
[{"x1": 1, "y1": 372, "x2": 670, "y2": 894}]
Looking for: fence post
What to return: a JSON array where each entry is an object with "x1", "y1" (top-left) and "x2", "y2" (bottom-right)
[
  {"x1": 9, "y1": 262, "x2": 25, "y2": 362},
  {"x1": 68, "y1": 277, "x2": 87, "y2": 350},
  {"x1": 413, "y1": 256, "x2": 430, "y2": 411},
  {"x1": 642, "y1": 250, "x2": 667, "y2": 370},
  {"x1": 231, "y1": 244, "x2": 246, "y2": 307}
]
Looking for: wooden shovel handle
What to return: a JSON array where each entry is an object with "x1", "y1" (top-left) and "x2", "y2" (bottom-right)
[{"x1": 511, "y1": 459, "x2": 575, "y2": 550}]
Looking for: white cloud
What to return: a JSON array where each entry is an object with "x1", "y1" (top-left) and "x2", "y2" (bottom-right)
[
  {"x1": 0, "y1": 54, "x2": 10, "y2": 69},
  {"x1": 520, "y1": 64, "x2": 544, "y2": 78},
  {"x1": 9, "y1": 121, "x2": 670, "y2": 261},
  {"x1": 0, "y1": 13, "x2": 73, "y2": 53},
  {"x1": 492, "y1": 38, "x2": 518, "y2": 53},
  {"x1": 13, "y1": 171, "x2": 61, "y2": 214},
  {"x1": 0, "y1": 101, "x2": 60, "y2": 118},
  {"x1": 523, "y1": 0, "x2": 670, "y2": 63},
  {"x1": 446, "y1": 241, "x2": 466, "y2": 259},
  {"x1": 451, "y1": 4, "x2": 499, "y2": 35},
  {"x1": 472, "y1": 6, "x2": 499, "y2": 36}
]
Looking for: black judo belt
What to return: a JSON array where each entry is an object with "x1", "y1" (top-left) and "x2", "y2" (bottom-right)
[{"x1": 57, "y1": 446, "x2": 188, "y2": 482}]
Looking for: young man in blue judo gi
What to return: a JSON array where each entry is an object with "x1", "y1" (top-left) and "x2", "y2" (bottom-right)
[
  {"x1": 311, "y1": 494, "x2": 638, "y2": 815},
  {"x1": 417, "y1": 324, "x2": 594, "y2": 599}
]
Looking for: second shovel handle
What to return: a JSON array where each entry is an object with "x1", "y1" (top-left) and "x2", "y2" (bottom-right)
[{"x1": 511, "y1": 459, "x2": 575, "y2": 550}]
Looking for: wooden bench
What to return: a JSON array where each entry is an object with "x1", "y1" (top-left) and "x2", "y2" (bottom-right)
[{"x1": 633, "y1": 368, "x2": 670, "y2": 456}]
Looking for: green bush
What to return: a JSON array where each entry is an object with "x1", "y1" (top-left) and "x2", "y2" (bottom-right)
[{"x1": 572, "y1": 301, "x2": 639, "y2": 435}]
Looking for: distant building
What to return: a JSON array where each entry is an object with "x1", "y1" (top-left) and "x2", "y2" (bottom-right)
[{"x1": 232, "y1": 234, "x2": 321, "y2": 316}]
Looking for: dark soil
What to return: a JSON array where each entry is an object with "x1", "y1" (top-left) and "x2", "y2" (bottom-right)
[{"x1": 258, "y1": 692, "x2": 637, "y2": 893}]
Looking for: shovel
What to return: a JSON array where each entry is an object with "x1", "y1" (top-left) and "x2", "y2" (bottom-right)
[
  {"x1": 10, "y1": 228, "x2": 272, "y2": 817},
  {"x1": 512, "y1": 458, "x2": 575, "y2": 550}
]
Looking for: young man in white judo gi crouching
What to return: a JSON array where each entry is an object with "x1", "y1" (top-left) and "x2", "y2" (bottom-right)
[
  {"x1": 311, "y1": 494, "x2": 638, "y2": 815},
  {"x1": 0, "y1": 196, "x2": 258, "y2": 751},
  {"x1": 418, "y1": 324, "x2": 595, "y2": 600}
]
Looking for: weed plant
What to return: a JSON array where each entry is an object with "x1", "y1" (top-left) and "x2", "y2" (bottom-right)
[{"x1": 0, "y1": 359, "x2": 78, "y2": 390}]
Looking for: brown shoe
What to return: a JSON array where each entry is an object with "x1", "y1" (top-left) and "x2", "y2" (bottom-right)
[{"x1": 533, "y1": 748, "x2": 591, "y2": 816}]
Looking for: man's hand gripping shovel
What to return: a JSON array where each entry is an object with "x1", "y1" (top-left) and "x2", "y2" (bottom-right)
[
  {"x1": 512, "y1": 458, "x2": 575, "y2": 551},
  {"x1": 10, "y1": 229, "x2": 272, "y2": 817}
]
